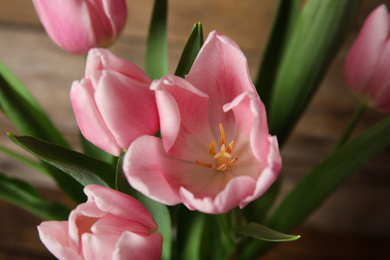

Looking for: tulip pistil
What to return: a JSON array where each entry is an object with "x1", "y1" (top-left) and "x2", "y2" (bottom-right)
[{"x1": 196, "y1": 124, "x2": 237, "y2": 171}]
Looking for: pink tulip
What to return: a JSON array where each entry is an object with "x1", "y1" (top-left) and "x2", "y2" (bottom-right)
[
  {"x1": 32, "y1": 0, "x2": 127, "y2": 54},
  {"x1": 38, "y1": 185, "x2": 163, "y2": 260},
  {"x1": 71, "y1": 48, "x2": 159, "y2": 156},
  {"x1": 123, "y1": 31, "x2": 282, "y2": 214},
  {"x1": 344, "y1": 4, "x2": 390, "y2": 113}
]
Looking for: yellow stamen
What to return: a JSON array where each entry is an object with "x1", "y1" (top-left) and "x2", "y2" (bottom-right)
[
  {"x1": 195, "y1": 160, "x2": 213, "y2": 168},
  {"x1": 196, "y1": 124, "x2": 237, "y2": 171},
  {"x1": 208, "y1": 141, "x2": 216, "y2": 155}
]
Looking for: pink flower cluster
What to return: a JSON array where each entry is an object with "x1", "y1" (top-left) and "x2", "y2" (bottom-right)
[{"x1": 71, "y1": 31, "x2": 282, "y2": 214}]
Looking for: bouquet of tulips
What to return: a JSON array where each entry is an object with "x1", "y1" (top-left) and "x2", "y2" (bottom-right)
[{"x1": 1, "y1": 0, "x2": 389, "y2": 259}]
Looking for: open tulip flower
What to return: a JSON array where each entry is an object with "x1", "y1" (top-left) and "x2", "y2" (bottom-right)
[
  {"x1": 123, "y1": 31, "x2": 282, "y2": 214},
  {"x1": 71, "y1": 48, "x2": 159, "y2": 156},
  {"x1": 37, "y1": 185, "x2": 163, "y2": 260},
  {"x1": 344, "y1": 4, "x2": 390, "y2": 113},
  {"x1": 32, "y1": 0, "x2": 127, "y2": 54}
]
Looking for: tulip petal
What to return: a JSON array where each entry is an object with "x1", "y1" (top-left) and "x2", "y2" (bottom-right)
[
  {"x1": 344, "y1": 4, "x2": 390, "y2": 92},
  {"x1": 81, "y1": 232, "x2": 118, "y2": 260},
  {"x1": 151, "y1": 75, "x2": 214, "y2": 162},
  {"x1": 84, "y1": 185, "x2": 158, "y2": 232},
  {"x1": 70, "y1": 79, "x2": 121, "y2": 156},
  {"x1": 38, "y1": 221, "x2": 82, "y2": 260},
  {"x1": 180, "y1": 175, "x2": 257, "y2": 214},
  {"x1": 32, "y1": 0, "x2": 96, "y2": 54},
  {"x1": 364, "y1": 38, "x2": 390, "y2": 110},
  {"x1": 94, "y1": 70, "x2": 159, "y2": 150},
  {"x1": 186, "y1": 31, "x2": 257, "y2": 138},
  {"x1": 240, "y1": 136, "x2": 282, "y2": 208},
  {"x1": 123, "y1": 135, "x2": 183, "y2": 205},
  {"x1": 113, "y1": 232, "x2": 163, "y2": 260},
  {"x1": 85, "y1": 48, "x2": 150, "y2": 84}
]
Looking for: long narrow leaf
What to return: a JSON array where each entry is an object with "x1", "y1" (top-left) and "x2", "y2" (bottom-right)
[
  {"x1": 175, "y1": 22, "x2": 204, "y2": 78},
  {"x1": 145, "y1": 0, "x2": 168, "y2": 79},
  {"x1": 255, "y1": 0, "x2": 300, "y2": 109},
  {"x1": 0, "y1": 173, "x2": 70, "y2": 220},
  {"x1": 243, "y1": 115, "x2": 390, "y2": 259},
  {"x1": 268, "y1": 0, "x2": 361, "y2": 145},
  {"x1": 236, "y1": 222, "x2": 300, "y2": 242},
  {"x1": 9, "y1": 134, "x2": 116, "y2": 189},
  {"x1": 0, "y1": 62, "x2": 69, "y2": 148},
  {"x1": 0, "y1": 144, "x2": 47, "y2": 174}
]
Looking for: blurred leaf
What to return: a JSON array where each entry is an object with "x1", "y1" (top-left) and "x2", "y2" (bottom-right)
[
  {"x1": 255, "y1": 0, "x2": 300, "y2": 109},
  {"x1": 0, "y1": 61, "x2": 69, "y2": 148},
  {"x1": 236, "y1": 222, "x2": 300, "y2": 242},
  {"x1": 243, "y1": 115, "x2": 390, "y2": 259},
  {"x1": 268, "y1": 0, "x2": 361, "y2": 145},
  {"x1": 175, "y1": 22, "x2": 204, "y2": 78},
  {"x1": 9, "y1": 134, "x2": 116, "y2": 189},
  {"x1": 0, "y1": 173, "x2": 70, "y2": 220},
  {"x1": 0, "y1": 144, "x2": 47, "y2": 174},
  {"x1": 178, "y1": 211, "x2": 206, "y2": 260},
  {"x1": 146, "y1": 0, "x2": 168, "y2": 79},
  {"x1": 116, "y1": 154, "x2": 172, "y2": 260}
]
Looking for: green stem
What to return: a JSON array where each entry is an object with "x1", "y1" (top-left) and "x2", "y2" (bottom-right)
[
  {"x1": 217, "y1": 214, "x2": 236, "y2": 256},
  {"x1": 333, "y1": 103, "x2": 367, "y2": 150}
]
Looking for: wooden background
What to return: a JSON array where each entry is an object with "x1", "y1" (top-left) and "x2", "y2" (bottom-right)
[{"x1": 0, "y1": 0, "x2": 389, "y2": 259}]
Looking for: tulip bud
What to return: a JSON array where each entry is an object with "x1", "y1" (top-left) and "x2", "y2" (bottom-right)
[
  {"x1": 32, "y1": 0, "x2": 127, "y2": 54},
  {"x1": 344, "y1": 4, "x2": 390, "y2": 113},
  {"x1": 71, "y1": 48, "x2": 159, "y2": 156}
]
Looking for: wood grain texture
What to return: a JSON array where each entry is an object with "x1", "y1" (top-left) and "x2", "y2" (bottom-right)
[{"x1": 0, "y1": 0, "x2": 389, "y2": 259}]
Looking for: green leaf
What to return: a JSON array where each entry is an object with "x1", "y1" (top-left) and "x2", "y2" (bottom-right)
[
  {"x1": 175, "y1": 22, "x2": 204, "y2": 78},
  {"x1": 180, "y1": 212, "x2": 206, "y2": 260},
  {"x1": 0, "y1": 144, "x2": 47, "y2": 174},
  {"x1": 0, "y1": 61, "x2": 69, "y2": 148},
  {"x1": 145, "y1": 0, "x2": 168, "y2": 80},
  {"x1": 255, "y1": 0, "x2": 300, "y2": 109},
  {"x1": 115, "y1": 153, "x2": 172, "y2": 260},
  {"x1": 243, "y1": 115, "x2": 390, "y2": 259},
  {"x1": 0, "y1": 173, "x2": 70, "y2": 220},
  {"x1": 236, "y1": 222, "x2": 300, "y2": 242},
  {"x1": 267, "y1": 0, "x2": 361, "y2": 145},
  {"x1": 9, "y1": 134, "x2": 116, "y2": 189}
]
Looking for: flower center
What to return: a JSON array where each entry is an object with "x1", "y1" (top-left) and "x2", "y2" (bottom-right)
[{"x1": 196, "y1": 124, "x2": 237, "y2": 171}]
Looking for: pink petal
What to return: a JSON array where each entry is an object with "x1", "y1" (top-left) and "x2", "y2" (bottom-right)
[
  {"x1": 38, "y1": 221, "x2": 82, "y2": 260},
  {"x1": 363, "y1": 37, "x2": 390, "y2": 108},
  {"x1": 84, "y1": 185, "x2": 159, "y2": 232},
  {"x1": 186, "y1": 30, "x2": 257, "y2": 138},
  {"x1": 240, "y1": 136, "x2": 282, "y2": 208},
  {"x1": 223, "y1": 91, "x2": 270, "y2": 163},
  {"x1": 100, "y1": 0, "x2": 127, "y2": 42},
  {"x1": 123, "y1": 135, "x2": 183, "y2": 205},
  {"x1": 113, "y1": 232, "x2": 163, "y2": 260},
  {"x1": 151, "y1": 75, "x2": 214, "y2": 162},
  {"x1": 70, "y1": 79, "x2": 121, "y2": 156},
  {"x1": 344, "y1": 4, "x2": 390, "y2": 93},
  {"x1": 94, "y1": 70, "x2": 159, "y2": 150},
  {"x1": 85, "y1": 48, "x2": 151, "y2": 84},
  {"x1": 81, "y1": 232, "x2": 118, "y2": 260},
  {"x1": 91, "y1": 214, "x2": 151, "y2": 236},
  {"x1": 32, "y1": 0, "x2": 96, "y2": 54},
  {"x1": 180, "y1": 175, "x2": 257, "y2": 214}
]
